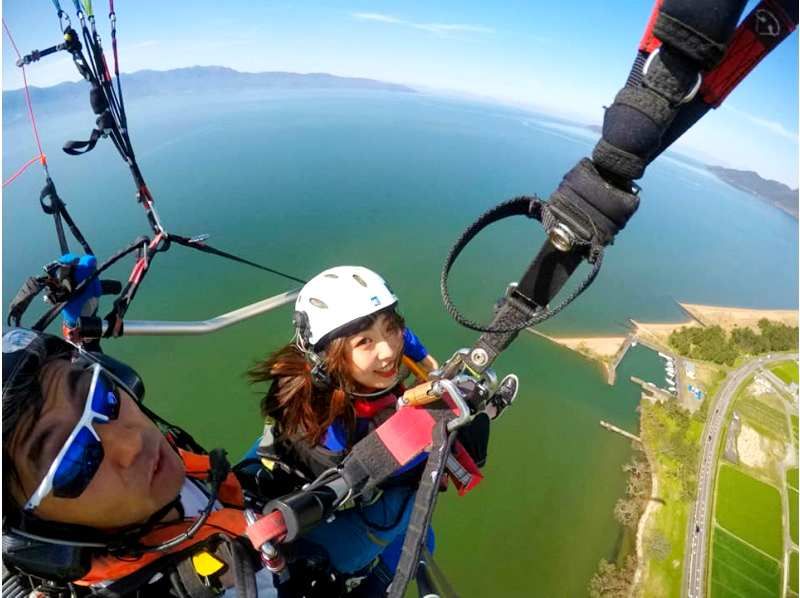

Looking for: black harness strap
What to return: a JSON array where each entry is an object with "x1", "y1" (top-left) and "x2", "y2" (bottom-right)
[
  {"x1": 7, "y1": 277, "x2": 48, "y2": 328},
  {"x1": 387, "y1": 418, "x2": 455, "y2": 598},
  {"x1": 439, "y1": 196, "x2": 603, "y2": 336},
  {"x1": 39, "y1": 177, "x2": 94, "y2": 255}
]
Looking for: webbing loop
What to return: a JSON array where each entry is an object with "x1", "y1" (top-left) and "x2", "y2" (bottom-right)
[{"x1": 440, "y1": 196, "x2": 603, "y2": 334}]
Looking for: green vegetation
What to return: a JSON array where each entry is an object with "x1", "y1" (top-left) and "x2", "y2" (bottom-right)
[
  {"x1": 715, "y1": 464, "x2": 783, "y2": 559},
  {"x1": 709, "y1": 526, "x2": 781, "y2": 598},
  {"x1": 792, "y1": 415, "x2": 799, "y2": 445},
  {"x1": 790, "y1": 487, "x2": 799, "y2": 546},
  {"x1": 637, "y1": 400, "x2": 706, "y2": 597},
  {"x1": 612, "y1": 451, "x2": 652, "y2": 529},
  {"x1": 790, "y1": 551, "x2": 799, "y2": 595},
  {"x1": 669, "y1": 320, "x2": 798, "y2": 365},
  {"x1": 788, "y1": 468, "x2": 799, "y2": 491},
  {"x1": 736, "y1": 395, "x2": 789, "y2": 441},
  {"x1": 770, "y1": 360, "x2": 799, "y2": 384},
  {"x1": 588, "y1": 452, "x2": 651, "y2": 597},
  {"x1": 587, "y1": 556, "x2": 636, "y2": 598}
]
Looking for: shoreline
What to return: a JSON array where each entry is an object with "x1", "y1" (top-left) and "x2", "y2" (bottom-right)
[
  {"x1": 534, "y1": 302, "x2": 798, "y2": 595},
  {"x1": 632, "y1": 428, "x2": 660, "y2": 596},
  {"x1": 532, "y1": 303, "x2": 798, "y2": 369}
]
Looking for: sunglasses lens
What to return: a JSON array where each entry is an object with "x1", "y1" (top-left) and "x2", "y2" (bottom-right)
[
  {"x1": 51, "y1": 427, "x2": 104, "y2": 499},
  {"x1": 92, "y1": 371, "x2": 120, "y2": 420}
]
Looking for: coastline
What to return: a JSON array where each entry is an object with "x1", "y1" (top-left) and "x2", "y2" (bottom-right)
[
  {"x1": 536, "y1": 302, "x2": 798, "y2": 596},
  {"x1": 537, "y1": 303, "x2": 799, "y2": 368},
  {"x1": 633, "y1": 428, "x2": 660, "y2": 596},
  {"x1": 528, "y1": 329, "x2": 628, "y2": 359}
]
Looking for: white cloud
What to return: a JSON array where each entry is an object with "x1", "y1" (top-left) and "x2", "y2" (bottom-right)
[
  {"x1": 352, "y1": 13, "x2": 404, "y2": 24},
  {"x1": 351, "y1": 12, "x2": 494, "y2": 37},
  {"x1": 723, "y1": 104, "x2": 798, "y2": 143}
]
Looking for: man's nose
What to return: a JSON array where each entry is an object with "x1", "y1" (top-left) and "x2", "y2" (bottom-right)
[{"x1": 97, "y1": 420, "x2": 146, "y2": 469}]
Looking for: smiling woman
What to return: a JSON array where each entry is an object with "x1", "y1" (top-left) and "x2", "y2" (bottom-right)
[{"x1": 246, "y1": 265, "x2": 478, "y2": 595}]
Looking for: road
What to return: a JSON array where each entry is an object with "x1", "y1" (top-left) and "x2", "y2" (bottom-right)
[{"x1": 682, "y1": 353, "x2": 798, "y2": 598}]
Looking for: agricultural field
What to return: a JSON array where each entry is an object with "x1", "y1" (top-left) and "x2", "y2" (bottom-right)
[
  {"x1": 714, "y1": 464, "x2": 783, "y2": 559},
  {"x1": 790, "y1": 551, "x2": 798, "y2": 596},
  {"x1": 736, "y1": 395, "x2": 789, "y2": 442},
  {"x1": 789, "y1": 468, "x2": 799, "y2": 491},
  {"x1": 790, "y1": 487, "x2": 799, "y2": 546},
  {"x1": 709, "y1": 526, "x2": 781, "y2": 598},
  {"x1": 769, "y1": 360, "x2": 799, "y2": 385}
]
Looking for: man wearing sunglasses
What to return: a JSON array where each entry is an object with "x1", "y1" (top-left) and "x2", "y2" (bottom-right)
[{"x1": 2, "y1": 327, "x2": 294, "y2": 597}]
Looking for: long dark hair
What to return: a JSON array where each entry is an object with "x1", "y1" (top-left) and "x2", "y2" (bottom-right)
[{"x1": 249, "y1": 308, "x2": 404, "y2": 446}]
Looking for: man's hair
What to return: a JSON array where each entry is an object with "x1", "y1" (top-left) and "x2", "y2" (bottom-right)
[{"x1": 3, "y1": 330, "x2": 74, "y2": 519}]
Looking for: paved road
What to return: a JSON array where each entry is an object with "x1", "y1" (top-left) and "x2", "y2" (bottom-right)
[{"x1": 682, "y1": 353, "x2": 798, "y2": 598}]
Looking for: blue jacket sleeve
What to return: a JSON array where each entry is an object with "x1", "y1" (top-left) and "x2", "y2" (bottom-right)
[{"x1": 402, "y1": 327, "x2": 429, "y2": 362}]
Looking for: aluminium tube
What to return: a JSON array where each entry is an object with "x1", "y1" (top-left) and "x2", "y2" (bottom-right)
[{"x1": 110, "y1": 289, "x2": 300, "y2": 336}]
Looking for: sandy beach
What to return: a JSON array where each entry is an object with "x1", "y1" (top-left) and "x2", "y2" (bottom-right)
[
  {"x1": 528, "y1": 330, "x2": 628, "y2": 360},
  {"x1": 679, "y1": 302, "x2": 798, "y2": 329},
  {"x1": 631, "y1": 303, "x2": 798, "y2": 349}
]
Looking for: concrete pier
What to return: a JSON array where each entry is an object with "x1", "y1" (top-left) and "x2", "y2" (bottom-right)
[
  {"x1": 600, "y1": 420, "x2": 641, "y2": 443},
  {"x1": 606, "y1": 334, "x2": 635, "y2": 385}
]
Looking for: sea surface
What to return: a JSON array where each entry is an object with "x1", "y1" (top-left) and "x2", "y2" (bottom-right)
[{"x1": 3, "y1": 90, "x2": 797, "y2": 596}]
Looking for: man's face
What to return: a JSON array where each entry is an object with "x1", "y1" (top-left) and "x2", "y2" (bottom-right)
[{"x1": 9, "y1": 359, "x2": 185, "y2": 529}]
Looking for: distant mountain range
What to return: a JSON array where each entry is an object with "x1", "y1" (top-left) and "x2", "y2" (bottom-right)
[
  {"x1": 706, "y1": 165, "x2": 798, "y2": 219},
  {"x1": 2, "y1": 65, "x2": 415, "y2": 119},
  {"x1": 5, "y1": 67, "x2": 796, "y2": 219}
]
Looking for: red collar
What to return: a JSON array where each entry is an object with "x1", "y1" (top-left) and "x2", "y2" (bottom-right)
[{"x1": 353, "y1": 393, "x2": 398, "y2": 418}]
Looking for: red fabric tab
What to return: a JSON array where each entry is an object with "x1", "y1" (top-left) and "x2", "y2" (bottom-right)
[
  {"x1": 246, "y1": 510, "x2": 288, "y2": 550},
  {"x1": 638, "y1": 0, "x2": 664, "y2": 53},
  {"x1": 449, "y1": 440, "x2": 484, "y2": 496},
  {"x1": 701, "y1": 0, "x2": 796, "y2": 107},
  {"x1": 376, "y1": 407, "x2": 436, "y2": 465}
]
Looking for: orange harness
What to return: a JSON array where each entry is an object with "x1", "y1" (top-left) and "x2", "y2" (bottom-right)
[{"x1": 76, "y1": 450, "x2": 248, "y2": 586}]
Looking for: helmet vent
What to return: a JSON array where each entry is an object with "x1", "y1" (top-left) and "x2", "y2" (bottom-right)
[
  {"x1": 352, "y1": 274, "x2": 368, "y2": 287},
  {"x1": 309, "y1": 298, "x2": 328, "y2": 309},
  {"x1": 324, "y1": 274, "x2": 339, "y2": 279}
]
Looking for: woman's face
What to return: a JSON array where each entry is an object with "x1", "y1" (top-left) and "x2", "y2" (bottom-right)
[{"x1": 345, "y1": 314, "x2": 404, "y2": 391}]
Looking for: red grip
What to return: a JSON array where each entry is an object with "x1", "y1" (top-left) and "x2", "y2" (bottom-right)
[{"x1": 246, "y1": 510, "x2": 287, "y2": 550}]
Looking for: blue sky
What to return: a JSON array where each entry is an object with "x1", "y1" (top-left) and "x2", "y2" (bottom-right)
[{"x1": 3, "y1": 1, "x2": 798, "y2": 185}]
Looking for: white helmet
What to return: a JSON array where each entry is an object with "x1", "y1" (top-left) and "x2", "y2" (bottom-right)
[{"x1": 294, "y1": 266, "x2": 398, "y2": 348}]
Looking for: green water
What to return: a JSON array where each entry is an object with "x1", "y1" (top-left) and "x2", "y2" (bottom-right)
[{"x1": 3, "y1": 90, "x2": 797, "y2": 596}]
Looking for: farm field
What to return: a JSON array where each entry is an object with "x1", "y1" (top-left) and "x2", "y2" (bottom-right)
[
  {"x1": 737, "y1": 395, "x2": 789, "y2": 441},
  {"x1": 709, "y1": 526, "x2": 781, "y2": 598},
  {"x1": 769, "y1": 360, "x2": 799, "y2": 385},
  {"x1": 789, "y1": 468, "x2": 799, "y2": 491},
  {"x1": 790, "y1": 550, "x2": 798, "y2": 595},
  {"x1": 790, "y1": 487, "x2": 799, "y2": 546},
  {"x1": 714, "y1": 464, "x2": 783, "y2": 559}
]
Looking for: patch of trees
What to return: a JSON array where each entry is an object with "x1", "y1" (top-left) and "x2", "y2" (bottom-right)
[
  {"x1": 669, "y1": 320, "x2": 798, "y2": 365},
  {"x1": 589, "y1": 452, "x2": 652, "y2": 597},
  {"x1": 613, "y1": 451, "x2": 652, "y2": 529},
  {"x1": 588, "y1": 556, "x2": 637, "y2": 598},
  {"x1": 641, "y1": 400, "x2": 700, "y2": 501}
]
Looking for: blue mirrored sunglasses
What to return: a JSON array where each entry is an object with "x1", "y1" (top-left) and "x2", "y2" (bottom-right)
[{"x1": 24, "y1": 363, "x2": 121, "y2": 511}]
